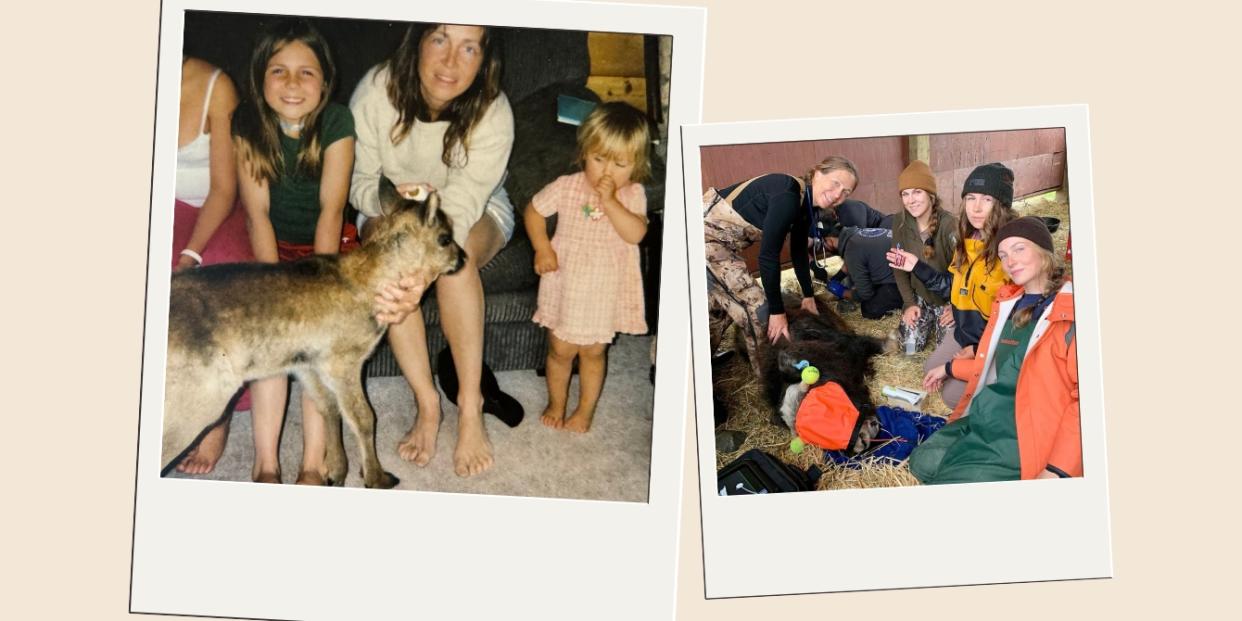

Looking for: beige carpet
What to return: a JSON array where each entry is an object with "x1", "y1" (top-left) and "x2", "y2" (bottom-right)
[{"x1": 167, "y1": 335, "x2": 655, "y2": 502}]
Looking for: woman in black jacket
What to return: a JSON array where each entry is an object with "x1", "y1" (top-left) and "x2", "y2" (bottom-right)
[{"x1": 703, "y1": 156, "x2": 858, "y2": 373}]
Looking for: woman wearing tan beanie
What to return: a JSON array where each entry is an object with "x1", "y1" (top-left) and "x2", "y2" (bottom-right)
[{"x1": 890, "y1": 160, "x2": 958, "y2": 353}]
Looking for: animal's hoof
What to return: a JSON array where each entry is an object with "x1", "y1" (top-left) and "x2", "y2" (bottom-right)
[{"x1": 365, "y1": 471, "x2": 400, "y2": 489}]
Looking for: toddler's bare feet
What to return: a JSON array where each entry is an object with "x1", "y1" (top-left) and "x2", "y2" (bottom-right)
[
  {"x1": 398, "y1": 396, "x2": 442, "y2": 466},
  {"x1": 540, "y1": 404, "x2": 566, "y2": 429},
  {"x1": 453, "y1": 407, "x2": 494, "y2": 477},
  {"x1": 176, "y1": 417, "x2": 231, "y2": 474},
  {"x1": 563, "y1": 405, "x2": 596, "y2": 433}
]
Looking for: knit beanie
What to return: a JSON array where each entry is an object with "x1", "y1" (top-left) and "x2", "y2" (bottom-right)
[
  {"x1": 898, "y1": 160, "x2": 936, "y2": 195},
  {"x1": 961, "y1": 162, "x2": 1015, "y2": 206},
  {"x1": 996, "y1": 216, "x2": 1054, "y2": 253}
]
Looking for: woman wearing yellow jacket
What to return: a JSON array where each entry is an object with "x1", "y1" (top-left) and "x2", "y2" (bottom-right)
[
  {"x1": 892, "y1": 217, "x2": 1080, "y2": 483},
  {"x1": 891, "y1": 163, "x2": 1016, "y2": 409}
]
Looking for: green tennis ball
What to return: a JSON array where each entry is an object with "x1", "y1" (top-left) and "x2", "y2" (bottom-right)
[
  {"x1": 801, "y1": 366, "x2": 820, "y2": 385},
  {"x1": 790, "y1": 437, "x2": 805, "y2": 454}
]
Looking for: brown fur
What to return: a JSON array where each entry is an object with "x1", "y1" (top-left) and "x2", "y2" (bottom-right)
[{"x1": 162, "y1": 178, "x2": 464, "y2": 488}]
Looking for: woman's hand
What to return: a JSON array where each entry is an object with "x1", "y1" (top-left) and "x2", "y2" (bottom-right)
[
  {"x1": 1036, "y1": 469, "x2": 1060, "y2": 480},
  {"x1": 939, "y1": 306, "x2": 955, "y2": 328},
  {"x1": 902, "y1": 305, "x2": 921, "y2": 328},
  {"x1": 799, "y1": 297, "x2": 819, "y2": 315},
  {"x1": 886, "y1": 248, "x2": 919, "y2": 272},
  {"x1": 767, "y1": 312, "x2": 791, "y2": 344},
  {"x1": 373, "y1": 274, "x2": 427, "y2": 326},
  {"x1": 953, "y1": 344, "x2": 976, "y2": 359},
  {"x1": 175, "y1": 253, "x2": 199, "y2": 272},
  {"x1": 533, "y1": 247, "x2": 559, "y2": 275},
  {"x1": 923, "y1": 365, "x2": 947, "y2": 392}
]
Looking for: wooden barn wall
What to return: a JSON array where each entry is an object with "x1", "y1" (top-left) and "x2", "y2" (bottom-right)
[
  {"x1": 929, "y1": 127, "x2": 1066, "y2": 214},
  {"x1": 699, "y1": 128, "x2": 1065, "y2": 217},
  {"x1": 699, "y1": 137, "x2": 907, "y2": 216}
]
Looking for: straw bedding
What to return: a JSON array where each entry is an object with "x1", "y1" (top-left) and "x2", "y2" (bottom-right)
[{"x1": 711, "y1": 194, "x2": 1070, "y2": 491}]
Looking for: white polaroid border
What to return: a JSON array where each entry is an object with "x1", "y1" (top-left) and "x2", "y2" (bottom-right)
[
  {"x1": 131, "y1": 1, "x2": 703, "y2": 619},
  {"x1": 683, "y1": 105, "x2": 1112, "y2": 598}
]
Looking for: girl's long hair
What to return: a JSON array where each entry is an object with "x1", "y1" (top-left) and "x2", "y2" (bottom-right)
[
  {"x1": 951, "y1": 196, "x2": 1016, "y2": 271},
  {"x1": 1012, "y1": 245, "x2": 1068, "y2": 328},
  {"x1": 383, "y1": 23, "x2": 503, "y2": 167},
  {"x1": 233, "y1": 18, "x2": 337, "y2": 184}
]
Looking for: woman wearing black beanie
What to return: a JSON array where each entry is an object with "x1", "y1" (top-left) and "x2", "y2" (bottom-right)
[
  {"x1": 908, "y1": 216, "x2": 1080, "y2": 484},
  {"x1": 886, "y1": 162, "x2": 1017, "y2": 409}
]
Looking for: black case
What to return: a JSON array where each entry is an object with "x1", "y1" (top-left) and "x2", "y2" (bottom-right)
[{"x1": 716, "y1": 449, "x2": 819, "y2": 495}]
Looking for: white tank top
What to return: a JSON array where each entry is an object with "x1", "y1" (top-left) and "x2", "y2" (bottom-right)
[{"x1": 174, "y1": 69, "x2": 221, "y2": 208}]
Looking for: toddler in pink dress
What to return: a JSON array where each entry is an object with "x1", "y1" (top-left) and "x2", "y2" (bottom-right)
[{"x1": 524, "y1": 102, "x2": 652, "y2": 432}]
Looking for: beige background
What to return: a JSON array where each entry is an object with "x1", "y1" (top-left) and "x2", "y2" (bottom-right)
[{"x1": 5, "y1": 0, "x2": 1236, "y2": 619}]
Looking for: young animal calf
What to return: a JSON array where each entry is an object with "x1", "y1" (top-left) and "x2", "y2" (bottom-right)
[
  {"x1": 162, "y1": 178, "x2": 464, "y2": 488},
  {"x1": 761, "y1": 304, "x2": 885, "y2": 456}
]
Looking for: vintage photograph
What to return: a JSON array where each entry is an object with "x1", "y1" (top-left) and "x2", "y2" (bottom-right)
[
  {"x1": 159, "y1": 9, "x2": 675, "y2": 501},
  {"x1": 702, "y1": 128, "x2": 1078, "y2": 492}
]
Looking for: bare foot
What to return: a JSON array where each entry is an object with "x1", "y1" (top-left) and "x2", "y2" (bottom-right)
[
  {"x1": 295, "y1": 469, "x2": 326, "y2": 485},
  {"x1": 540, "y1": 405, "x2": 566, "y2": 429},
  {"x1": 453, "y1": 407, "x2": 494, "y2": 477},
  {"x1": 176, "y1": 417, "x2": 231, "y2": 475},
  {"x1": 398, "y1": 395, "x2": 442, "y2": 466},
  {"x1": 563, "y1": 406, "x2": 596, "y2": 433}
]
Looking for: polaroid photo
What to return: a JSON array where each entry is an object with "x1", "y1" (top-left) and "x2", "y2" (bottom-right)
[
  {"x1": 132, "y1": 0, "x2": 703, "y2": 619},
  {"x1": 683, "y1": 105, "x2": 1112, "y2": 597}
]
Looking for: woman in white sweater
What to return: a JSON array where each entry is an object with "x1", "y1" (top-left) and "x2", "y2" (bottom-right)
[{"x1": 349, "y1": 23, "x2": 515, "y2": 477}]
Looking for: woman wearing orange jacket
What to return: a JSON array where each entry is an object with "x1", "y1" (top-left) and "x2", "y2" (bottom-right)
[{"x1": 889, "y1": 216, "x2": 1079, "y2": 483}]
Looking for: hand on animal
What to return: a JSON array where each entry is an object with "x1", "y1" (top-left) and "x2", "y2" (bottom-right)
[
  {"x1": 396, "y1": 182, "x2": 435, "y2": 201},
  {"x1": 533, "y1": 247, "x2": 559, "y2": 274},
  {"x1": 923, "y1": 365, "x2": 947, "y2": 391},
  {"x1": 886, "y1": 248, "x2": 918, "y2": 272},
  {"x1": 373, "y1": 274, "x2": 427, "y2": 325},
  {"x1": 953, "y1": 344, "x2": 976, "y2": 359},
  {"x1": 902, "y1": 305, "x2": 921, "y2": 328},
  {"x1": 767, "y1": 312, "x2": 791, "y2": 344},
  {"x1": 939, "y1": 306, "x2": 955, "y2": 328},
  {"x1": 174, "y1": 251, "x2": 200, "y2": 272},
  {"x1": 799, "y1": 296, "x2": 819, "y2": 316}
]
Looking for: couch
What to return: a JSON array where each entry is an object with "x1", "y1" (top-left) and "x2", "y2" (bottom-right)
[{"x1": 182, "y1": 12, "x2": 665, "y2": 375}]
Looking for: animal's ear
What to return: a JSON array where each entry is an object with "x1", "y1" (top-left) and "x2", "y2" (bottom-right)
[
  {"x1": 379, "y1": 176, "x2": 402, "y2": 217},
  {"x1": 423, "y1": 190, "x2": 440, "y2": 224}
]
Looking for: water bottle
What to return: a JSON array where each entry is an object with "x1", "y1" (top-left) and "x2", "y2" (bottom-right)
[{"x1": 903, "y1": 327, "x2": 918, "y2": 355}]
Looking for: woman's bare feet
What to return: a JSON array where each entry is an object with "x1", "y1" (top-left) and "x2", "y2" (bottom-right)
[
  {"x1": 540, "y1": 404, "x2": 566, "y2": 429},
  {"x1": 176, "y1": 416, "x2": 232, "y2": 474},
  {"x1": 563, "y1": 405, "x2": 596, "y2": 433},
  {"x1": 398, "y1": 394, "x2": 442, "y2": 466},
  {"x1": 453, "y1": 405, "x2": 494, "y2": 476}
]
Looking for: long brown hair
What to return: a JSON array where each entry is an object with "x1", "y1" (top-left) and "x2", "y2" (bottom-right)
[
  {"x1": 233, "y1": 18, "x2": 337, "y2": 184},
  {"x1": 383, "y1": 23, "x2": 503, "y2": 167},
  {"x1": 951, "y1": 196, "x2": 1017, "y2": 271},
  {"x1": 1012, "y1": 245, "x2": 1068, "y2": 328}
]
